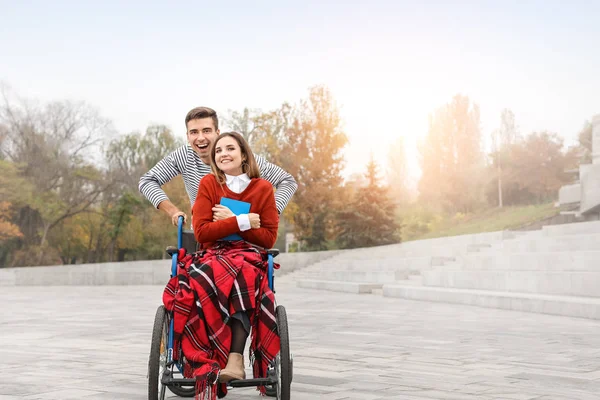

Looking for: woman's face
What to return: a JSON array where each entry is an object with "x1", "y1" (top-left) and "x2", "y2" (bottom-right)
[{"x1": 214, "y1": 136, "x2": 244, "y2": 176}]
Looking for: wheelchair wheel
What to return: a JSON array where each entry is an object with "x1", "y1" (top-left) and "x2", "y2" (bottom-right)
[
  {"x1": 148, "y1": 305, "x2": 195, "y2": 398},
  {"x1": 148, "y1": 305, "x2": 168, "y2": 400},
  {"x1": 275, "y1": 305, "x2": 292, "y2": 400}
]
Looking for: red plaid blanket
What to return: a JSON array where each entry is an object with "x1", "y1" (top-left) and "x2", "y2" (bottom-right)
[{"x1": 163, "y1": 241, "x2": 280, "y2": 399}]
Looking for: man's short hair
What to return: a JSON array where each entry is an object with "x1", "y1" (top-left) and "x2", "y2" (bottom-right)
[{"x1": 185, "y1": 107, "x2": 218, "y2": 130}]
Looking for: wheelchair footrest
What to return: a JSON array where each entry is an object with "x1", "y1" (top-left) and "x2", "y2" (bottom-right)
[
  {"x1": 161, "y1": 370, "x2": 196, "y2": 387},
  {"x1": 161, "y1": 376, "x2": 195, "y2": 387},
  {"x1": 229, "y1": 377, "x2": 277, "y2": 387},
  {"x1": 161, "y1": 372, "x2": 276, "y2": 388}
]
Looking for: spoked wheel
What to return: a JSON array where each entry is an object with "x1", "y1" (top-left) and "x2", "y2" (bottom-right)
[
  {"x1": 275, "y1": 305, "x2": 292, "y2": 400},
  {"x1": 148, "y1": 306, "x2": 168, "y2": 400}
]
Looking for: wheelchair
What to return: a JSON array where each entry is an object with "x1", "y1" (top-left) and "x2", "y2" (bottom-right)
[{"x1": 148, "y1": 216, "x2": 293, "y2": 399}]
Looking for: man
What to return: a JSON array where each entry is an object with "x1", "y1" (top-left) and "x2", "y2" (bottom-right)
[{"x1": 139, "y1": 106, "x2": 297, "y2": 226}]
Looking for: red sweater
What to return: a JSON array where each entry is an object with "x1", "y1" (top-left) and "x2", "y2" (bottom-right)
[{"x1": 192, "y1": 174, "x2": 279, "y2": 249}]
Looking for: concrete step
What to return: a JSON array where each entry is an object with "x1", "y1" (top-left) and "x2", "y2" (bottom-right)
[
  {"x1": 309, "y1": 256, "x2": 455, "y2": 272},
  {"x1": 542, "y1": 220, "x2": 600, "y2": 237},
  {"x1": 382, "y1": 285, "x2": 600, "y2": 320},
  {"x1": 460, "y1": 251, "x2": 600, "y2": 271},
  {"x1": 421, "y1": 270, "x2": 600, "y2": 297},
  {"x1": 496, "y1": 234, "x2": 600, "y2": 252},
  {"x1": 296, "y1": 279, "x2": 382, "y2": 294},
  {"x1": 362, "y1": 231, "x2": 515, "y2": 259},
  {"x1": 320, "y1": 270, "x2": 408, "y2": 283},
  {"x1": 392, "y1": 278, "x2": 423, "y2": 286},
  {"x1": 466, "y1": 243, "x2": 492, "y2": 253}
]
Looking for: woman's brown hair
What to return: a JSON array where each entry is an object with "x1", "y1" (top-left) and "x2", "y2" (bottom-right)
[{"x1": 209, "y1": 131, "x2": 260, "y2": 184}]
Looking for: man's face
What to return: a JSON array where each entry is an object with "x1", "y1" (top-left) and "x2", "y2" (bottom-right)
[{"x1": 186, "y1": 117, "x2": 219, "y2": 163}]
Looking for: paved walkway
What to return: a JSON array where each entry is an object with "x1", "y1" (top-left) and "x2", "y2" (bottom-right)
[{"x1": 1, "y1": 278, "x2": 600, "y2": 399}]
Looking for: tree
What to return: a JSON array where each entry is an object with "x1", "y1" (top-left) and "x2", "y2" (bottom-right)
[
  {"x1": 485, "y1": 131, "x2": 577, "y2": 206},
  {"x1": 577, "y1": 120, "x2": 592, "y2": 164},
  {"x1": 223, "y1": 105, "x2": 299, "y2": 251},
  {"x1": 491, "y1": 109, "x2": 519, "y2": 208},
  {"x1": 106, "y1": 192, "x2": 144, "y2": 261},
  {"x1": 105, "y1": 124, "x2": 183, "y2": 189},
  {"x1": 418, "y1": 95, "x2": 484, "y2": 212},
  {"x1": 103, "y1": 125, "x2": 186, "y2": 262},
  {"x1": 0, "y1": 202, "x2": 22, "y2": 243},
  {"x1": 0, "y1": 88, "x2": 115, "y2": 264},
  {"x1": 335, "y1": 157, "x2": 401, "y2": 249},
  {"x1": 0, "y1": 159, "x2": 36, "y2": 266},
  {"x1": 47, "y1": 214, "x2": 90, "y2": 265},
  {"x1": 387, "y1": 136, "x2": 410, "y2": 205},
  {"x1": 224, "y1": 105, "x2": 292, "y2": 164},
  {"x1": 285, "y1": 86, "x2": 348, "y2": 250},
  {"x1": 224, "y1": 107, "x2": 262, "y2": 144},
  {"x1": 504, "y1": 132, "x2": 577, "y2": 204}
]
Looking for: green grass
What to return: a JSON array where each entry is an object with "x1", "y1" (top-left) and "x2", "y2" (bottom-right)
[{"x1": 405, "y1": 202, "x2": 559, "y2": 241}]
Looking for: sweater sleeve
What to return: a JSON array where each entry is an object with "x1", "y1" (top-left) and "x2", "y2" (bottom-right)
[
  {"x1": 256, "y1": 155, "x2": 298, "y2": 214},
  {"x1": 139, "y1": 146, "x2": 185, "y2": 209},
  {"x1": 240, "y1": 185, "x2": 279, "y2": 249},
  {"x1": 192, "y1": 177, "x2": 240, "y2": 243}
]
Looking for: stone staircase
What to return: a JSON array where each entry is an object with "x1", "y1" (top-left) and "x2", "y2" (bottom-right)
[
  {"x1": 293, "y1": 221, "x2": 600, "y2": 320},
  {"x1": 292, "y1": 231, "x2": 512, "y2": 294}
]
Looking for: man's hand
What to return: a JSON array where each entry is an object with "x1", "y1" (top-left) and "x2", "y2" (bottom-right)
[
  {"x1": 170, "y1": 211, "x2": 187, "y2": 226},
  {"x1": 158, "y1": 200, "x2": 187, "y2": 227},
  {"x1": 212, "y1": 205, "x2": 235, "y2": 221},
  {"x1": 248, "y1": 213, "x2": 261, "y2": 229}
]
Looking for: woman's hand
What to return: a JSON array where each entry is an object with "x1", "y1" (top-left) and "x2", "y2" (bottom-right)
[
  {"x1": 212, "y1": 205, "x2": 235, "y2": 221},
  {"x1": 248, "y1": 213, "x2": 261, "y2": 229}
]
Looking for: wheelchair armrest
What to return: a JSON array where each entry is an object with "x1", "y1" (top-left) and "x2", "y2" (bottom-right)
[
  {"x1": 266, "y1": 248, "x2": 280, "y2": 258},
  {"x1": 165, "y1": 246, "x2": 178, "y2": 257}
]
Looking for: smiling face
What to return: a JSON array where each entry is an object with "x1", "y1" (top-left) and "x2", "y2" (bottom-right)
[
  {"x1": 186, "y1": 117, "x2": 219, "y2": 163},
  {"x1": 214, "y1": 135, "x2": 245, "y2": 176}
]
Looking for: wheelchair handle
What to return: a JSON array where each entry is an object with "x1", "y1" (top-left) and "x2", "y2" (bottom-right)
[
  {"x1": 170, "y1": 216, "x2": 185, "y2": 280},
  {"x1": 177, "y1": 215, "x2": 184, "y2": 249},
  {"x1": 267, "y1": 254, "x2": 274, "y2": 290}
]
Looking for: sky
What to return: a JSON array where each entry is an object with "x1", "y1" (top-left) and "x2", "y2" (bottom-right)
[{"x1": 1, "y1": 0, "x2": 599, "y2": 185}]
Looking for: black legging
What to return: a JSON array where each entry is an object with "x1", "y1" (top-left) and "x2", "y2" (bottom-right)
[{"x1": 230, "y1": 312, "x2": 250, "y2": 354}]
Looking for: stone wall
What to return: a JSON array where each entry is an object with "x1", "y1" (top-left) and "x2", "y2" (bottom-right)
[{"x1": 0, "y1": 249, "x2": 342, "y2": 286}]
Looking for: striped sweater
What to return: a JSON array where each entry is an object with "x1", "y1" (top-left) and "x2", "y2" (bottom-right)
[{"x1": 138, "y1": 144, "x2": 297, "y2": 214}]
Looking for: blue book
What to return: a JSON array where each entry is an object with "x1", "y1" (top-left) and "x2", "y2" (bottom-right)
[{"x1": 219, "y1": 197, "x2": 251, "y2": 241}]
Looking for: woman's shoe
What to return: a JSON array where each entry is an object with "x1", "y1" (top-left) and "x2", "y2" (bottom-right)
[{"x1": 219, "y1": 352, "x2": 246, "y2": 382}]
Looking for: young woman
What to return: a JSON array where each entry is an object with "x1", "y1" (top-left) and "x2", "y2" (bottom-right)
[{"x1": 164, "y1": 132, "x2": 281, "y2": 399}]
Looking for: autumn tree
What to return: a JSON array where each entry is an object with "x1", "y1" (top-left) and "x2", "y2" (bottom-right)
[
  {"x1": 105, "y1": 125, "x2": 182, "y2": 189},
  {"x1": 490, "y1": 109, "x2": 520, "y2": 208},
  {"x1": 0, "y1": 159, "x2": 34, "y2": 266},
  {"x1": 224, "y1": 105, "x2": 293, "y2": 167},
  {"x1": 284, "y1": 86, "x2": 348, "y2": 250},
  {"x1": 224, "y1": 107, "x2": 263, "y2": 144},
  {"x1": 0, "y1": 88, "x2": 114, "y2": 265},
  {"x1": 576, "y1": 120, "x2": 593, "y2": 164},
  {"x1": 387, "y1": 136, "x2": 410, "y2": 205},
  {"x1": 0, "y1": 202, "x2": 22, "y2": 243},
  {"x1": 502, "y1": 132, "x2": 577, "y2": 204},
  {"x1": 418, "y1": 95, "x2": 484, "y2": 212},
  {"x1": 104, "y1": 125, "x2": 186, "y2": 261}
]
